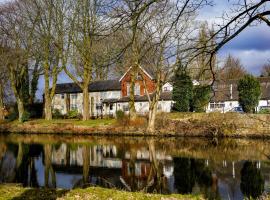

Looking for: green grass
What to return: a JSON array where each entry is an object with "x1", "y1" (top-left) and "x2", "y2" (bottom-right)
[
  {"x1": 1, "y1": 118, "x2": 116, "y2": 127},
  {"x1": 0, "y1": 184, "x2": 203, "y2": 200}
]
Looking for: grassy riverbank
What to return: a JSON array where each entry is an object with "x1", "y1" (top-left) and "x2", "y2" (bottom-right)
[
  {"x1": 0, "y1": 184, "x2": 203, "y2": 200},
  {"x1": 0, "y1": 112, "x2": 269, "y2": 137}
]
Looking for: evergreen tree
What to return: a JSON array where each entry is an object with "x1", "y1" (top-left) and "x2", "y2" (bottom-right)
[
  {"x1": 172, "y1": 66, "x2": 193, "y2": 112},
  {"x1": 237, "y1": 75, "x2": 261, "y2": 113},
  {"x1": 191, "y1": 85, "x2": 211, "y2": 112}
]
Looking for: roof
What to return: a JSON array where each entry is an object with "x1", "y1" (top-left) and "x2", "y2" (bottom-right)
[
  {"x1": 117, "y1": 92, "x2": 172, "y2": 102},
  {"x1": 119, "y1": 66, "x2": 154, "y2": 82},
  {"x1": 54, "y1": 80, "x2": 121, "y2": 94},
  {"x1": 211, "y1": 77, "x2": 270, "y2": 102}
]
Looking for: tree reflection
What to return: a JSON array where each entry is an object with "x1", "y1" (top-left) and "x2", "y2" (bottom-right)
[
  {"x1": 240, "y1": 161, "x2": 264, "y2": 199},
  {"x1": 44, "y1": 144, "x2": 56, "y2": 188},
  {"x1": 147, "y1": 139, "x2": 169, "y2": 194},
  {"x1": 82, "y1": 146, "x2": 90, "y2": 186}
]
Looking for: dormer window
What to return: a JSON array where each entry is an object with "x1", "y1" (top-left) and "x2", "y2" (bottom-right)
[
  {"x1": 135, "y1": 83, "x2": 140, "y2": 96},
  {"x1": 126, "y1": 83, "x2": 130, "y2": 96},
  {"x1": 136, "y1": 73, "x2": 142, "y2": 80}
]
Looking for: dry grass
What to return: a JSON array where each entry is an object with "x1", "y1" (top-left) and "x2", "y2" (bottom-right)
[{"x1": 0, "y1": 184, "x2": 203, "y2": 200}]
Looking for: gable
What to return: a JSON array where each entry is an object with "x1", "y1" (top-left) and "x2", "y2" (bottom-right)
[{"x1": 119, "y1": 66, "x2": 154, "y2": 82}]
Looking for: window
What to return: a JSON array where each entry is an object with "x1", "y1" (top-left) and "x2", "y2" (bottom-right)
[
  {"x1": 210, "y1": 102, "x2": 225, "y2": 109},
  {"x1": 70, "y1": 104, "x2": 78, "y2": 111},
  {"x1": 163, "y1": 87, "x2": 168, "y2": 91},
  {"x1": 135, "y1": 83, "x2": 140, "y2": 96},
  {"x1": 123, "y1": 105, "x2": 129, "y2": 111},
  {"x1": 110, "y1": 104, "x2": 113, "y2": 110},
  {"x1": 126, "y1": 83, "x2": 130, "y2": 96},
  {"x1": 71, "y1": 94, "x2": 77, "y2": 100},
  {"x1": 61, "y1": 94, "x2": 65, "y2": 99}
]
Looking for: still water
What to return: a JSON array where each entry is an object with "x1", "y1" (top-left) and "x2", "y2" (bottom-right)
[{"x1": 0, "y1": 134, "x2": 270, "y2": 199}]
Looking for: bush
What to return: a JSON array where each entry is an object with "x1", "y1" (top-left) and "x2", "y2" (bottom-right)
[
  {"x1": 21, "y1": 111, "x2": 30, "y2": 122},
  {"x1": 258, "y1": 109, "x2": 270, "y2": 114},
  {"x1": 191, "y1": 85, "x2": 211, "y2": 112},
  {"x1": 238, "y1": 75, "x2": 261, "y2": 113},
  {"x1": 172, "y1": 69, "x2": 193, "y2": 112},
  {"x1": 115, "y1": 110, "x2": 129, "y2": 125},
  {"x1": 116, "y1": 110, "x2": 125, "y2": 120},
  {"x1": 53, "y1": 109, "x2": 63, "y2": 119},
  {"x1": 66, "y1": 109, "x2": 81, "y2": 119},
  {"x1": 7, "y1": 111, "x2": 18, "y2": 122}
]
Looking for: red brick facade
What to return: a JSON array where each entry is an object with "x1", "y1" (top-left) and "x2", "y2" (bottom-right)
[{"x1": 120, "y1": 68, "x2": 156, "y2": 97}]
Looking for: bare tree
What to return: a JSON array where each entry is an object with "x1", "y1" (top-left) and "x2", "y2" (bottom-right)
[
  {"x1": 0, "y1": 1, "x2": 37, "y2": 122},
  {"x1": 195, "y1": 0, "x2": 270, "y2": 84},
  {"x1": 218, "y1": 54, "x2": 247, "y2": 80},
  {"x1": 64, "y1": 0, "x2": 115, "y2": 120},
  {"x1": 261, "y1": 63, "x2": 270, "y2": 77},
  {"x1": 140, "y1": 0, "x2": 209, "y2": 133}
]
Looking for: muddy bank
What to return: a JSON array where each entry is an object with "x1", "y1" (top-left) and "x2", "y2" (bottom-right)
[{"x1": 0, "y1": 113, "x2": 269, "y2": 138}]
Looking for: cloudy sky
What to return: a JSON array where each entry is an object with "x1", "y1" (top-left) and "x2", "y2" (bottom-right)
[{"x1": 199, "y1": 1, "x2": 270, "y2": 75}]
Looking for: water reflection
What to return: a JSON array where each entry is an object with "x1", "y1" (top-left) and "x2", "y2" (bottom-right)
[{"x1": 0, "y1": 135, "x2": 270, "y2": 199}]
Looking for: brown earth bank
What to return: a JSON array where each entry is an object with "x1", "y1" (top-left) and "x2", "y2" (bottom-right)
[{"x1": 0, "y1": 113, "x2": 269, "y2": 138}]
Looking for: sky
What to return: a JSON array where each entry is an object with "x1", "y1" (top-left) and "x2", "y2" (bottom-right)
[
  {"x1": 1, "y1": 0, "x2": 269, "y2": 98},
  {"x1": 198, "y1": 1, "x2": 270, "y2": 75}
]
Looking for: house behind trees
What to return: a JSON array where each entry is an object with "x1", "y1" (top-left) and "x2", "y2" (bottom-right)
[{"x1": 52, "y1": 66, "x2": 270, "y2": 116}]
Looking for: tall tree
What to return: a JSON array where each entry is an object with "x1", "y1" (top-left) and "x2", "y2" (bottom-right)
[
  {"x1": 260, "y1": 64, "x2": 270, "y2": 77},
  {"x1": 172, "y1": 68, "x2": 193, "y2": 112},
  {"x1": 237, "y1": 74, "x2": 261, "y2": 113},
  {"x1": 0, "y1": 1, "x2": 37, "y2": 122},
  {"x1": 64, "y1": 0, "x2": 114, "y2": 120},
  {"x1": 29, "y1": 0, "x2": 72, "y2": 120},
  {"x1": 219, "y1": 54, "x2": 247, "y2": 80}
]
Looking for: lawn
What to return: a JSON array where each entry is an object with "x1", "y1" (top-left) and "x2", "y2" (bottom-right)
[
  {"x1": 0, "y1": 118, "x2": 116, "y2": 127},
  {"x1": 0, "y1": 184, "x2": 203, "y2": 200}
]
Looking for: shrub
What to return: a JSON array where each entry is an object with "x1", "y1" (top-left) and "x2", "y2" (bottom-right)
[
  {"x1": 7, "y1": 111, "x2": 18, "y2": 122},
  {"x1": 191, "y1": 85, "x2": 211, "y2": 112},
  {"x1": 53, "y1": 109, "x2": 63, "y2": 119},
  {"x1": 172, "y1": 68, "x2": 193, "y2": 112},
  {"x1": 67, "y1": 109, "x2": 81, "y2": 119},
  {"x1": 21, "y1": 111, "x2": 30, "y2": 122},
  {"x1": 116, "y1": 110, "x2": 125, "y2": 120},
  {"x1": 237, "y1": 75, "x2": 261, "y2": 113},
  {"x1": 115, "y1": 110, "x2": 129, "y2": 125},
  {"x1": 258, "y1": 109, "x2": 270, "y2": 114}
]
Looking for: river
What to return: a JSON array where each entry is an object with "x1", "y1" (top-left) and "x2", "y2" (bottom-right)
[{"x1": 0, "y1": 133, "x2": 270, "y2": 199}]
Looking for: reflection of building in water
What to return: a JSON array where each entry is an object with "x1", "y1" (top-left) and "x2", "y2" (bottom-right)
[
  {"x1": 121, "y1": 148, "x2": 174, "y2": 192},
  {"x1": 51, "y1": 144, "x2": 121, "y2": 168}
]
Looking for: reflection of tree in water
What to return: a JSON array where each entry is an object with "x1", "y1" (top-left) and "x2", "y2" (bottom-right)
[
  {"x1": 121, "y1": 140, "x2": 170, "y2": 194},
  {"x1": 240, "y1": 161, "x2": 264, "y2": 199},
  {"x1": 146, "y1": 139, "x2": 169, "y2": 194},
  {"x1": 82, "y1": 146, "x2": 90, "y2": 187},
  {"x1": 173, "y1": 157, "x2": 219, "y2": 199},
  {"x1": 44, "y1": 144, "x2": 56, "y2": 188}
]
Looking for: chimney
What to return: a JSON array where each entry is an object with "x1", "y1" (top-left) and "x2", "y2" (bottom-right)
[{"x1": 230, "y1": 84, "x2": 233, "y2": 100}]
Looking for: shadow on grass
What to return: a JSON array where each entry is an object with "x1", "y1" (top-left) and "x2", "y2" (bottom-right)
[{"x1": 11, "y1": 188, "x2": 68, "y2": 200}]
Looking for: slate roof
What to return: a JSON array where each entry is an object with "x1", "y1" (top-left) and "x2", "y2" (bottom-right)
[
  {"x1": 54, "y1": 80, "x2": 121, "y2": 94},
  {"x1": 211, "y1": 77, "x2": 270, "y2": 102},
  {"x1": 117, "y1": 91, "x2": 172, "y2": 102}
]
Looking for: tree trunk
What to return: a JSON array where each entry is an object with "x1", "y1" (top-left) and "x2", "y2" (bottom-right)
[
  {"x1": 129, "y1": 66, "x2": 137, "y2": 121},
  {"x1": 146, "y1": 80, "x2": 162, "y2": 134},
  {"x1": 83, "y1": 85, "x2": 90, "y2": 121},
  {"x1": 82, "y1": 146, "x2": 90, "y2": 185},
  {"x1": 17, "y1": 99, "x2": 25, "y2": 123},
  {"x1": 0, "y1": 84, "x2": 4, "y2": 120},
  {"x1": 44, "y1": 96, "x2": 52, "y2": 120},
  {"x1": 44, "y1": 65, "x2": 52, "y2": 120}
]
